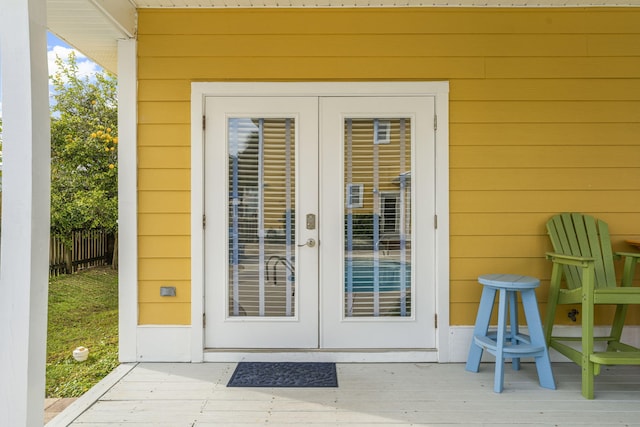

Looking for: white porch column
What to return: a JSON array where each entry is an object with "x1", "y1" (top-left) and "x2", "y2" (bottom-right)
[
  {"x1": 0, "y1": 0, "x2": 51, "y2": 425},
  {"x1": 117, "y1": 38, "x2": 138, "y2": 362}
]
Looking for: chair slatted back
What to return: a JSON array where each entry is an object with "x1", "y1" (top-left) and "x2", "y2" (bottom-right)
[{"x1": 546, "y1": 213, "x2": 617, "y2": 290}]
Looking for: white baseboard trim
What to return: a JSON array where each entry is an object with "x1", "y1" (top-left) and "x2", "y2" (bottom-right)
[
  {"x1": 137, "y1": 326, "x2": 192, "y2": 362},
  {"x1": 448, "y1": 325, "x2": 640, "y2": 363},
  {"x1": 204, "y1": 350, "x2": 438, "y2": 363}
]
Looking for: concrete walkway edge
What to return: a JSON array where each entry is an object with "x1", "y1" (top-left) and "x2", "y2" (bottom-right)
[{"x1": 46, "y1": 363, "x2": 137, "y2": 427}]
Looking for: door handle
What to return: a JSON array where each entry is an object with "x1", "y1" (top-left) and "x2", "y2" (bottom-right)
[{"x1": 297, "y1": 238, "x2": 316, "y2": 248}]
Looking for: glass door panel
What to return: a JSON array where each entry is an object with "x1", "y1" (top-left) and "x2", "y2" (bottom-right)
[
  {"x1": 228, "y1": 118, "x2": 296, "y2": 318},
  {"x1": 344, "y1": 118, "x2": 412, "y2": 318}
]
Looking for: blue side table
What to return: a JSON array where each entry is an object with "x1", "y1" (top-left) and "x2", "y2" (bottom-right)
[{"x1": 465, "y1": 274, "x2": 556, "y2": 393}]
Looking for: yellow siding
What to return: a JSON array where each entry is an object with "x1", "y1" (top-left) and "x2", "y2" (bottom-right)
[
  {"x1": 138, "y1": 124, "x2": 190, "y2": 146},
  {"x1": 138, "y1": 191, "x2": 189, "y2": 214},
  {"x1": 138, "y1": 213, "x2": 190, "y2": 236},
  {"x1": 138, "y1": 34, "x2": 588, "y2": 57},
  {"x1": 138, "y1": 169, "x2": 189, "y2": 192},
  {"x1": 139, "y1": 303, "x2": 191, "y2": 325},
  {"x1": 139, "y1": 258, "x2": 190, "y2": 281},
  {"x1": 136, "y1": 7, "x2": 640, "y2": 326},
  {"x1": 451, "y1": 123, "x2": 640, "y2": 146}
]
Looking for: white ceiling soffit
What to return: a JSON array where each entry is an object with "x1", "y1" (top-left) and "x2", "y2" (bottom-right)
[
  {"x1": 134, "y1": 0, "x2": 640, "y2": 6},
  {"x1": 47, "y1": 0, "x2": 136, "y2": 74}
]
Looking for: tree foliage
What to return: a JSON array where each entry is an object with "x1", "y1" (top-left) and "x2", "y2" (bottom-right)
[{"x1": 50, "y1": 52, "x2": 117, "y2": 247}]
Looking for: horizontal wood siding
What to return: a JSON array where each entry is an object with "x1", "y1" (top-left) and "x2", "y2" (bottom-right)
[{"x1": 137, "y1": 7, "x2": 640, "y2": 326}]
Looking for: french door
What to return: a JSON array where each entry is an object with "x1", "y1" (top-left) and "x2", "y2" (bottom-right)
[
  {"x1": 320, "y1": 97, "x2": 435, "y2": 348},
  {"x1": 204, "y1": 94, "x2": 436, "y2": 350},
  {"x1": 205, "y1": 97, "x2": 319, "y2": 348}
]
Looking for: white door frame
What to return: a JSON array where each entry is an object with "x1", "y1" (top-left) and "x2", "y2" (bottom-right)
[{"x1": 191, "y1": 82, "x2": 450, "y2": 362}]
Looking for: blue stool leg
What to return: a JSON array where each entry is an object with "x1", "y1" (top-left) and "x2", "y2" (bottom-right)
[
  {"x1": 521, "y1": 289, "x2": 556, "y2": 390},
  {"x1": 508, "y1": 290, "x2": 520, "y2": 371},
  {"x1": 494, "y1": 288, "x2": 508, "y2": 393},
  {"x1": 466, "y1": 286, "x2": 496, "y2": 373}
]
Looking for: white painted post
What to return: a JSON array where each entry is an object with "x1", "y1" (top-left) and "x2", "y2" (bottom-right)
[
  {"x1": 117, "y1": 38, "x2": 138, "y2": 362},
  {"x1": 0, "y1": 0, "x2": 51, "y2": 425}
]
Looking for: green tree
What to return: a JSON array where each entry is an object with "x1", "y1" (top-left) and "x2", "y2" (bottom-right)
[{"x1": 50, "y1": 52, "x2": 117, "y2": 255}]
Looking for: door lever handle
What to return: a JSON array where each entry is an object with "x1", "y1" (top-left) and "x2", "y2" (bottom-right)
[{"x1": 297, "y1": 238, "x2": 316, "y2": 248}]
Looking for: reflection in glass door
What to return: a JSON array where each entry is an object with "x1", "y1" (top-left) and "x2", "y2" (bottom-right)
[
  {"x1": 344, "y1": 118, "x2": 412, "y2": 318},
  {"x1": 227, "y1": 118, "x2": 296, "y2": 318}
]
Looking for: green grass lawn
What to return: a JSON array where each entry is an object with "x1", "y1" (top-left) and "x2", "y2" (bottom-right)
[{"x1": 47, "y1": 266, "x2": 119, "y2": 397}]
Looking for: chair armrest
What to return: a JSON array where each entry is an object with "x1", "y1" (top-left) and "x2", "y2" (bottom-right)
[
  {"x1": 546, "y1": 252, "x2": 595, "y2": 267},
  {"x1": 617, "y1": 252, "x2": 640, "y2": 287},
  {"x1": 616, "y1": 251, "x2": 640, "y2": 260}
]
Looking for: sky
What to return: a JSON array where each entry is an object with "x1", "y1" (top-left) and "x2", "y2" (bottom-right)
[{"x1": 0, "y1": 32, "x2": 102, "y2": 118}]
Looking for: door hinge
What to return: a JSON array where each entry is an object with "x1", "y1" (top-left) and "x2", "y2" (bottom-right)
[
  {"x1": 202, "y1": 214, "x2": 206, "y2": 229},
  {"x1": 435, "y1": 313, "x2": 438, "y2": 329},
  {"x1": 202, "y1": 115, "x2": 206, "y2": 130},
  {"x1": 434, "y1": 214, "x2": 438, "y2": 229},
  {"x1": 203, "y1": 313, "x2": 206, "y2": 328},
  {"x1": 434, "y1": 114, "x2": 437, "y2": 131}
]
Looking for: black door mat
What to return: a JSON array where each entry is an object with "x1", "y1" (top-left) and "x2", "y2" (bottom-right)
[{"x1": 227, "y1": 362, "x2": 338, "y2": 387}]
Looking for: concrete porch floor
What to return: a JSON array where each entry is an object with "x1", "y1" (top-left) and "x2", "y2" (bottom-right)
[{"x1": 45, "y1": 362, "x2": 640, "y2": 426}]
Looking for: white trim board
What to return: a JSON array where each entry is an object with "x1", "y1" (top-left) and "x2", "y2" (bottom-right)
[
  {"x1": 191, "y1": 82, "x2": 450, "y2": 362},
  {"x1": 137, "y1": 326, "x2": 192, "y2": 362},
  {"x1": 117, "y1": 39, "x2": 139, "y2": 363},
  {"x1": 204, "y1": 350, "x2": 439, "y2": 363}
]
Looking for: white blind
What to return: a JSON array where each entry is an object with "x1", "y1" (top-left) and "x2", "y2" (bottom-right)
[
  {"x1": 228, "y1": 118, "x2": 296, "y2": 317},
  {"x1": 344, "y1": 118, "x2": 412, "y2": 317}
]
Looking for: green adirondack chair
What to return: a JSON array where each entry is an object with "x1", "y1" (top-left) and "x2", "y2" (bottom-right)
[{"x1": 544, "y1": 213, "x2": 640, "y2": 398}]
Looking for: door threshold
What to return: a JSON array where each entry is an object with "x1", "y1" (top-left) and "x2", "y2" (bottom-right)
[{"x1": 203, "y1": 349, "x2": 438, "y2": 363}]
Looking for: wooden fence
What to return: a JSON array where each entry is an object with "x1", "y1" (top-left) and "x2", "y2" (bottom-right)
[{"x1": 49, "y1": 229, "x2": 111, "y2": 276}]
